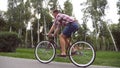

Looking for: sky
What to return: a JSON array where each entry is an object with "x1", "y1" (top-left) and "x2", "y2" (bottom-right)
[
  {"x1": 0, "y1": 0, "x2": 7, "y2": 11},
  {"x1": 0, "y1": 0, "x2": 119, "y2": 30}
]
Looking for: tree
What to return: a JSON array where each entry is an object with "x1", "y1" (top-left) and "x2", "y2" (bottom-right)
[
  {"x1": 110, "y1": 24, "x2": 120, "y2": 51},
  {"x1": 48, "y1": 0, "x2": 58, "y2": 10},
  {"x1": 6, "y1": 0, "x2": 32, "y2": 47},
  {"x1": 0, "y1": 14, "x2": 6, "y2": 31},
  {"x1": 64, "y1": 0, "x2": 73, "y2": 16},
  {"x1": 30, "y1": 0, "x2": 53, "y2": 44},
  {"x1": 117, "y1": 0, "x2": 120, "y2": 25},
  {"x1": 7, "y1": 0, "x2": 16, "y2": 32},
  {"x1": 81, "y1": 0, "x2": 115, "y2": 51},
  {"x1": 110, "y1": 0, "x2": 120, "y2": 51}
]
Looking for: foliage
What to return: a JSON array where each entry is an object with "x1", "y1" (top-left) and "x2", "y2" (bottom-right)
[
  {"x1": 111, "y1": 24, "x2": 120, "y2": 51},
  {"x1": 64, "y1": 0, "x2": 73, "y2": 16},
  {"x1": 48, "y1": 0, "x2": 58, "y2": 10},
  {"x1": 117, "y1": 0, "x2": 120, "y2": 23},
  {"x1": 0, "y1": 0, "x2": 119, "y2": 51},
  {"x1": 117, "y1": 0, "x2": 120, "y2": 30},
  {"x1": 0, "y1": 15, "x2": 6, "y2": 31},
  {"x1": 30, "y1": 0, "x2": 53, "y2": 45},
  {"x1": 0, "y1": 32, "x2": 21, "y2": 52},
  {"x1": 81, "y1": 0, "x2": 115, "y2": 51}
]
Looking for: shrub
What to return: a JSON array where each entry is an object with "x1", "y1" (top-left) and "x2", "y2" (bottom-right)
[{"x1": 0, "y1": 32, "x2": 21, "y2": 52}]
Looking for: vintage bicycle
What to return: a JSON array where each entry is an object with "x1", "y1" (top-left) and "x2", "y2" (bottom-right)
[{"x1": 35, "y1": 34, "x2": 96, "y2": 67}]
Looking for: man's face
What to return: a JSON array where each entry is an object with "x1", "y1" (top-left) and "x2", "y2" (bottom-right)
[{"x1": 53, "y1": 12, "x2": 57, "y2": 18}]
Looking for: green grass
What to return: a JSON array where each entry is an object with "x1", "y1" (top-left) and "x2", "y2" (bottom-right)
[
  {"x1": 0, "y1": 48, "x2": 35, "y2": 59},
  {"x1": 94, "y1": 51, "x2": 120, "y2": 67},
  {"x1": 0, "y1": 48, "x2": 120, "y2": 67}
]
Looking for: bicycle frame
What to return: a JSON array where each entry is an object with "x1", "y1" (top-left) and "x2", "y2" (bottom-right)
[
  {"x1": 47, "y1": 35, "x2": 73, "y2": 51},
  {"x1": 49, "y1": 38, "x2": 59, "y2": 49}
]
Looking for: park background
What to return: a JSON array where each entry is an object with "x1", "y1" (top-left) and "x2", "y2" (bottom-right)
[{"x1": 0, "y1": 0, "x2": 120, "y2": 67}]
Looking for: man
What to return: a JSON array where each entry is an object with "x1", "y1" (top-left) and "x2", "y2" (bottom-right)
[{"x1": 48, "y1": 10, "x2": 79, "y2": 57}]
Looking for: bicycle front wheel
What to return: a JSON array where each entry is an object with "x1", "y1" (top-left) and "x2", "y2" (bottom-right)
[
  {"x1": 35, "y1": 41, "x2": 56, "y2": 64},
  {"x1": 69, "y1": 41, "x2": 96, "y2": 67}
]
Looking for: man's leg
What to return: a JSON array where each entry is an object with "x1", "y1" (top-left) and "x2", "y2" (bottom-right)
[
  {"x1": 65, "y1": 38, "x2": 77, "y2": 52},
  {"x1": 65, "y1": 38, "x2": 70, "y2": 50},
  {"x1": 59, "y1": 33, "x2": 66, "y2": 55}
]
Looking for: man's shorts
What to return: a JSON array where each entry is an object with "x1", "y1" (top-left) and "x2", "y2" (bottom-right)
[{"x1": 62, "y1": 22, "x2": 79, "y2": 38}]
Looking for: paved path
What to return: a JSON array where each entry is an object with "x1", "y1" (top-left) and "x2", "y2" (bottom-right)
[{"x1": 0, "y1": 56, "x2": 118, "y2": 68}]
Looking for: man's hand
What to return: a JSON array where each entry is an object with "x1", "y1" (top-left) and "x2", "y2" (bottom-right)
[{"x1": 48, "y1": 33, "x2": 54, "y2": 37}]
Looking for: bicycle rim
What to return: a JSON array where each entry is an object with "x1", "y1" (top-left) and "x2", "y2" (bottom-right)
[
  {"x1": 69, "y1": 41, "x2": 96, "y2": 67},
  {"x1": 35, "y1": 41, "x2": 56, "y2": 64}
]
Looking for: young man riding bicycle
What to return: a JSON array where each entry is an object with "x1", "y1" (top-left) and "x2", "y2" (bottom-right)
[{"x1": 48, "y1": 10, "x2": 79, "y2": 57}]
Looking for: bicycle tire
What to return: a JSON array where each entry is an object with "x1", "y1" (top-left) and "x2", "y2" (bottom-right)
[
  {"x1": 35, "y1": 41, "x2": 56, "y2": 64},
  {"x1": 69, "y1": 41, "x2": 96, "y2": 67}
]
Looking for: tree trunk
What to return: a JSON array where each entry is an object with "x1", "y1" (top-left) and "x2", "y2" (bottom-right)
[
  {"x1": 25, "y1": 29, "x2": 28, "y2": 48},
  {"x1": 9, "y1": 26, "x2": 12, "y2": 32},
  {"x1": 37, "y1": 19, "x2": 40, "y2": 43},
  {"x1": 31, "y1": 28, "x2": 34, "y2": 48}
]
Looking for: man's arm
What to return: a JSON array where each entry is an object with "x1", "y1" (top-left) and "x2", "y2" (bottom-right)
[
  {"x1": 49, "y1": 14, "x2": 61, "y2": 36},
  {"x1": 48, "y1": 24, "x2": 56, "y2": 35},
  {"x1": 53, "y1": 26, "x2": 60, "y2": 36}
]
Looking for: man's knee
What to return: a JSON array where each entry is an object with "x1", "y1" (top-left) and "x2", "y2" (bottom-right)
[{"x1": 59, "y1": 34, "x2": 66, "y2": 39}]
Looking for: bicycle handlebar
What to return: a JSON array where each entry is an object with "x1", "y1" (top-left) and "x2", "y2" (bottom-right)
[{"x1": 42, "y1": 33, "x2": 54, "y2": 37}]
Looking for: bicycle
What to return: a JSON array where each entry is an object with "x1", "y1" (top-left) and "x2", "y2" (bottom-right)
[{"x1": 35, "y1": 34, "x2": 96, "y2": 67}]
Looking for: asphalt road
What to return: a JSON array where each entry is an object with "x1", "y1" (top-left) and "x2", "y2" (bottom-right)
[{"x1": 0, "y1": 56, "x2": 118, "y2": 68}]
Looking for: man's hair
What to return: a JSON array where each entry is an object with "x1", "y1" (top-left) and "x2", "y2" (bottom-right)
[{"x1": 53, "y1": 10, "x2": 60, "y2": 13}]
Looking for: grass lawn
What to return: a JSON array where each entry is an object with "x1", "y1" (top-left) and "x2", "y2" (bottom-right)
[{"x1": 0, "y1": 48, "x2": 120, "y2": 67}]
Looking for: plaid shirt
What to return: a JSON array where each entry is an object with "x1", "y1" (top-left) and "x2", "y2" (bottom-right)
[{"x1": 53, "y1": 13, "x2": 75, "y2": 27}]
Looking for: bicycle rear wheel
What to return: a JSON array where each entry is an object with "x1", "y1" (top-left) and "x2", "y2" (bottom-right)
[
  {"x1": 69, "y1": 41, "x2": 96, "y2": 67},
  {"x1": 35, "y1": 41, "x2": 56, "y2": 64}
]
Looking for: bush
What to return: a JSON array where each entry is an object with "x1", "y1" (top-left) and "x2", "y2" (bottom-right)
[{"x1": 0, "y1": 32, "x2": 21, "y2": 52}]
